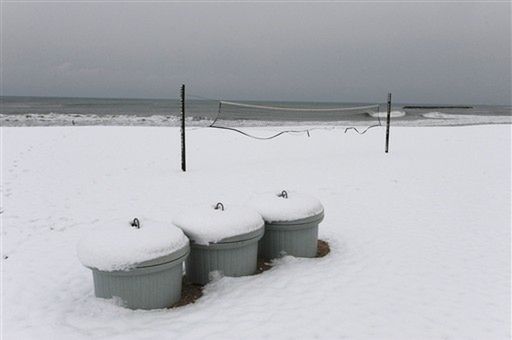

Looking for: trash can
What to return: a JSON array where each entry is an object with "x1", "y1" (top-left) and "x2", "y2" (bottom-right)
[
  {"x1": 77, "y1": 218, "x2": 190, "y2": 310},
  {"x1": 173, "y1": 203, "x2": 265, "y2": 285},
  {"x1": 250, "y1": 190, "x2": 324, "y2": 260}
]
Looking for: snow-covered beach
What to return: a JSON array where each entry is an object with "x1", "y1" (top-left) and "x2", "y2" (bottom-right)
[{"x1": 2, "y1": 124, "x2": 510, "y2": 339}]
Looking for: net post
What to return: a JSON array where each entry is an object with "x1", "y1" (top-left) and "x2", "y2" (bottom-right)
[
  {"x1": 385, "y1": 93, "x2": 392, "y2": 153},
  {"x1": 181, "y1": 84, "x2": 186, "y2": 172}
]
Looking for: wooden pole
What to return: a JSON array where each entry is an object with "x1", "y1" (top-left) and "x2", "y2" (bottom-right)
[
  {"x1": 385, "y1": 93, "x2": 391, "y2": 153},
  {"x1": 181, "y1": 84, "x2": 186, "y2": 171}
]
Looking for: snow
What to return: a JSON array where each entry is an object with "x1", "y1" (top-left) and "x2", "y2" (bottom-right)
[
  {"x1": 76, "y1": 218, "x2": 189, "y2": 271},
  {"x1": 249, "y1": 191, "x2": 324, "y2": 222},
  {"x1": 173, "y1": 204, "x2": 264, "y2": 245},
  {"x1": 2, "y1": 125, "x2": 511, "y2": 339}
]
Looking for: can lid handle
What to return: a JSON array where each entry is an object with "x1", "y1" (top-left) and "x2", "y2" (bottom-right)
[
  {"x1": 277, "y1": 190, "x2": 288, "y2": 199},
  {"x1": 130, "y1": 218, "x2": 140, "y2": 229}
]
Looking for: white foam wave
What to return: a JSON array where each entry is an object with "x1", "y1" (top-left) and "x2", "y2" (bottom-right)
[
  {"x1": 423, "y1": 112, "x2": 460, "y2": 119},
  {"x1": 368, "y1": 111, "x2": 406, "y2": 118}
]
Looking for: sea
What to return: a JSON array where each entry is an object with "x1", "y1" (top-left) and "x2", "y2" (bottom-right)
[{"x1": 1, "y1": 96, "x2": 510, "y2": 128}]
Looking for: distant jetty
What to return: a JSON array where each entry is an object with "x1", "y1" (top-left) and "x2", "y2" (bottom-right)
[{"x1": 403, "y1": 105, "x2": 473, "y2": 109}]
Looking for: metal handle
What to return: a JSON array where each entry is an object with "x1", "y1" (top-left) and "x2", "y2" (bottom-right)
[
  {"x1": 214, "y1": 202, "x2": 224, "y2": 211},
  {"x1": 277, "y1": 190, "x2": 288, "y2": 199},
  {"x1": 130, "y1": 218, "x2": 140, "y2": 229}
]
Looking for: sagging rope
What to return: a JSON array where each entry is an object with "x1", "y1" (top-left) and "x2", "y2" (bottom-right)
[
  {"x1": 344, "y1": 105, "x2": 383, "y2": 135},
  {"x1": 209, "y1": 125, "x2": 313, "y2": 140}
]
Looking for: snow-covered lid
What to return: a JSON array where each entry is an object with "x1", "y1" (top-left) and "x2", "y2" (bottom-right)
[
  {"x1": 77, "y1": 218, "x2": 189, "y2": 272},
  {"x1": 250, "y1": 190, "x2": 324, "y2": 223},
  {"x1": 172, "y1": 203, "x2": 264, "y2": 245}
]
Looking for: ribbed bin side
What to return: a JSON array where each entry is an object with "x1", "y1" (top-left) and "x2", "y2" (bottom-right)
[
  {"x1": 92, "y1": 261, "x2": 184, "y2": 310},
  {"x1": 259, "y1": 225, "x2": 319, "y2": 260},
  {"x1": 186, "y1": 241, "x2": 259, "y2": 285}
]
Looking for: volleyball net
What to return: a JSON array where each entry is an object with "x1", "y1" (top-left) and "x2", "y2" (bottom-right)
[{"x1": 186, "y1": 94, "x2": 383, "y2": 139}]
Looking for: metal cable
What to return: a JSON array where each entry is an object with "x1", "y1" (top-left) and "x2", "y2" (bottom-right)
[{"x1": 220, "y1": 100, "x2": 379, "y2": 112}]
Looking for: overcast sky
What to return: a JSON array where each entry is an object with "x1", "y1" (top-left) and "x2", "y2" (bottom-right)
[{"x1": 3, "y1": 2, "x2": 511, "y2": 105}]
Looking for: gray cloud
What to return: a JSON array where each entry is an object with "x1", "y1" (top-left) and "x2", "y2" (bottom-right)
[{"x1": 3, "y1": 2, "x2": 511, "y2": 105}]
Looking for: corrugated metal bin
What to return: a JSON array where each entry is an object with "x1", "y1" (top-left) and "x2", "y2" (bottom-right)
[
  {"x1": 90, "y1": 244, "x2": 189, "y2": 309},
  {"x1": 78, "y1": 218, "x2": 190, "y2": 310},
  {"x1": 259, "y1": 212, "x2": 324, "y2": 260},
  {"x1": 174, "y1": 203, "x2": 265, "y2": 285},
  {"x1": 186, "y1": 228, "x2": 264, "y2": 285},
  {"x1": 251, "y1": 190, "x2": 324, "y2": 260}
]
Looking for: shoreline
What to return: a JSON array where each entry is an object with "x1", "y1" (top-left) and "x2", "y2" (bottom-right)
[{"x1": 1, "y1": 113, "x2": 511, "y2": 128}]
